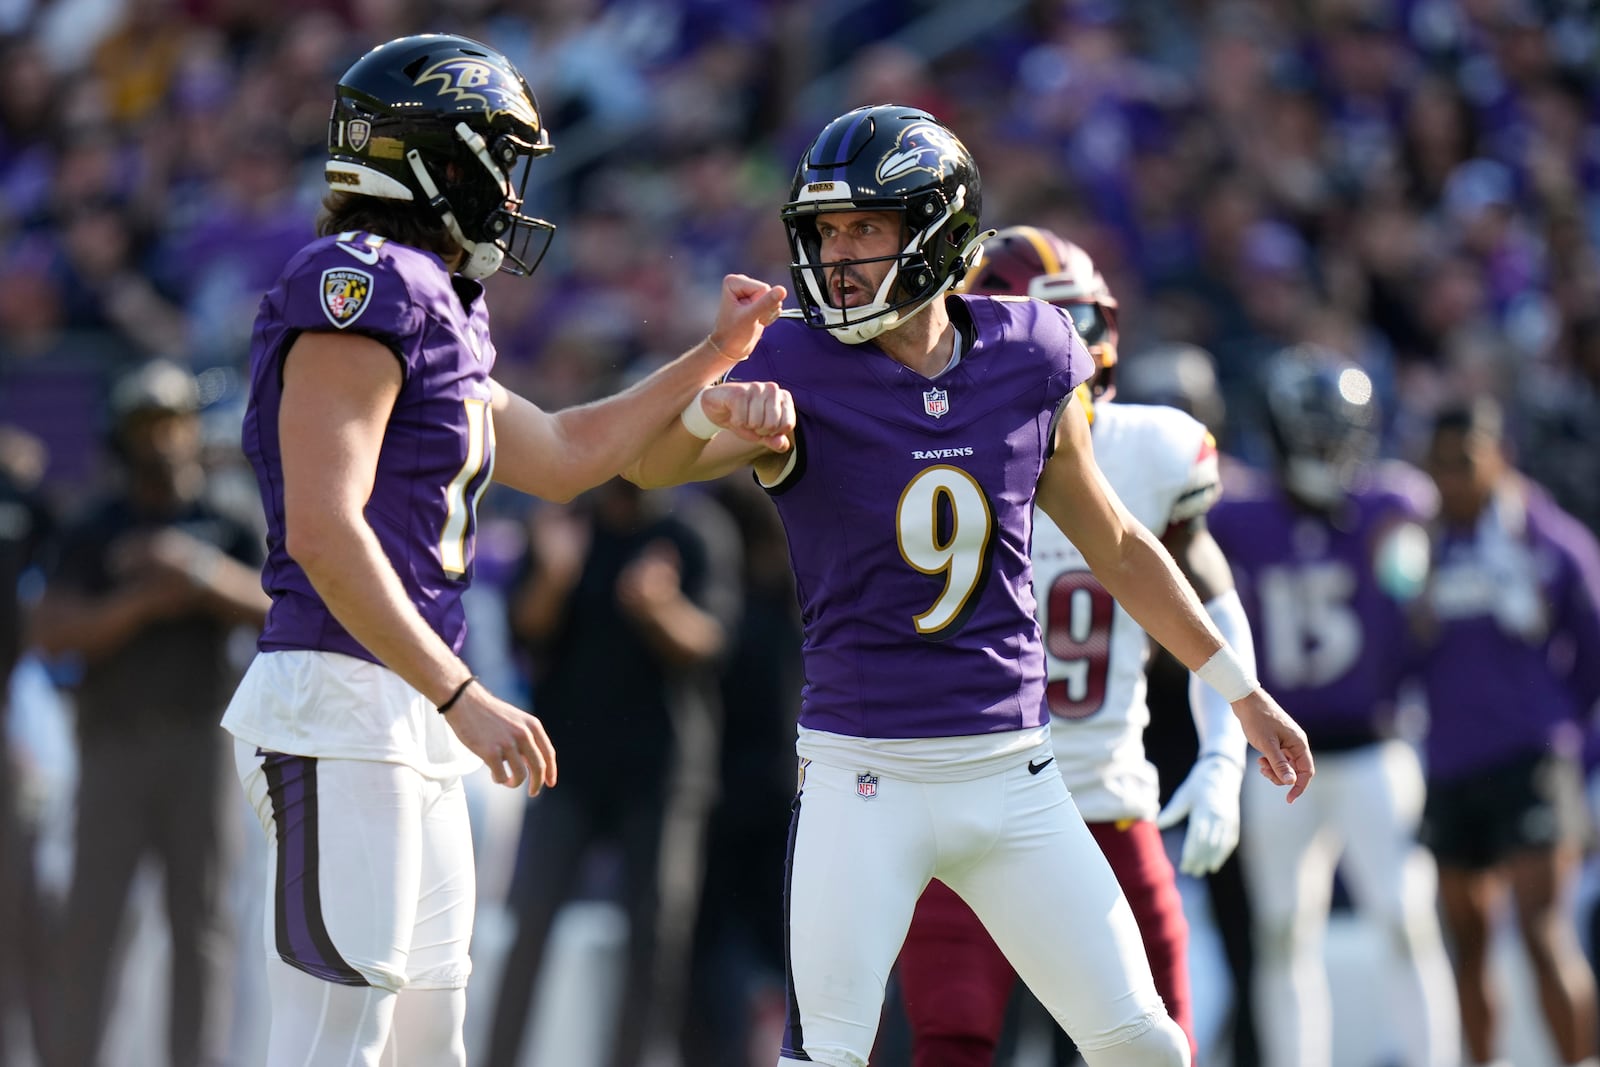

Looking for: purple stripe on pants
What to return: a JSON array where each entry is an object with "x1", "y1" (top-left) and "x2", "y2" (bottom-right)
[{"x1": 262, "y1": 750, "x2": 367, "y2": 986}]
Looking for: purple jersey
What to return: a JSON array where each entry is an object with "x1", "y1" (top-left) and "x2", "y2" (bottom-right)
[
  {"x1": 725, "y1": 295, "x2": 1091, "y2": 739},
  {"x1": 1209, "y1": 462, "x2": 1433, "y2": 747},
  {"x1": 1420, "y1": 481, "x2": 1600, "y2": 782},
  {"x1": 242, "y1": 232, "x2": 497, "y2": 662}
]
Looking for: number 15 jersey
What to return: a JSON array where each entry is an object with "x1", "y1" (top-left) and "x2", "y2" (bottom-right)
[
  {"x1": 1033, "y1": 401, "x2": 1221, "y2": 822},
  {"x1": 725, "y1": 295, "x2": 1092, "y2": 741}
]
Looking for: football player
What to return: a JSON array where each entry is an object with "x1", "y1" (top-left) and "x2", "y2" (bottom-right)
[
  {"x1": 1417, "y1": 400, "x2": 1600, "y2": 1067},
  {"x1": 220, "y1": 33, "x2": 787, "y2": 1065},
  {"x1": 891, "y1": 226, "x2": 1253, "y2": 1066},
  {"x1": 1208, "y1": 347, "x2": 1460, "y2": 1067},
  {"x1": 626, "y1": 104, "x2": 1313, "y2": 1067}
]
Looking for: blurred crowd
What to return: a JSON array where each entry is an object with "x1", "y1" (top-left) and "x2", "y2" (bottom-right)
[{"x1": 1, "y1": 0, "x2": 1599, "y2": 1064}]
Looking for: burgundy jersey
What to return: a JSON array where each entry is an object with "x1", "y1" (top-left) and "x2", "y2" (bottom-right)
[
  {"x1": 243, "y1": 232, "x2": 497, "y2": 662},
  {"x1": 725, "y1": 295, "x2": 1092, "y2": 739}
]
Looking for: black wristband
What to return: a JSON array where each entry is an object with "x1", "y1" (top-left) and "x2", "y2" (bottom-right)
[{"x1": 437, "y1": 675, "x2": 479, "y2": 714}]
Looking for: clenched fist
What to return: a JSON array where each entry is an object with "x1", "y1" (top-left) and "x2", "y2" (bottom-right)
[{"x1": 699, "y1": 381, "x2": 795, "y2": 453}]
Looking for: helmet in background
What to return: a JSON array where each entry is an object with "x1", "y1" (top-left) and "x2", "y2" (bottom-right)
[
  {"x1": 1117, "y1": 342, "x2": 1225, "y2": 433},
  {"x1": 962, "y1": 225, "x2": 1120, "y2": 395},
  {"x1": 1261, "y1": 344, "x2": 1379, "y2": 507}
]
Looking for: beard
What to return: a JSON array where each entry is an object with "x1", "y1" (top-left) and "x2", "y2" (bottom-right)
[{"x1": 827, "y1": 263, "x2": 881, "y2": 308}]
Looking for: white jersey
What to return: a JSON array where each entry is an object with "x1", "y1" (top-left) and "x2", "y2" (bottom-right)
[{"x1": 1034, "y1": 401, "x2": 1220, "y2": 822}]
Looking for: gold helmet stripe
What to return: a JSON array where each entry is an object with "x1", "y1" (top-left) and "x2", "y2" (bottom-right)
[{"x1": 1015, "y1": 225, "x2": 1064, "y2": 276}]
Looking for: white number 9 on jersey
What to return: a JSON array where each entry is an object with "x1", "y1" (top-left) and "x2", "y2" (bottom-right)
[{"x1": 896, "y1": 465, "x2": 994, "y2": 638}]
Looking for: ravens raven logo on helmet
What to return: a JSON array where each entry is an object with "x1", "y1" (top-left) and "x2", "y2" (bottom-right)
[
  {"x1": 413, "y1": 57, "x2": 541, "y2": 127},
  {"x1": 876, "y1": 123, "x2": 962, "y2": 185}
]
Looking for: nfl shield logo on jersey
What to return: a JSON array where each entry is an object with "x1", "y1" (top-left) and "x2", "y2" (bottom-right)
[
  {"x1": 856, "y1": 772, "x2": 879, "y2": 800},
  {"x1": 923, "y1": 388, "x2": 949, "y2": 418}
]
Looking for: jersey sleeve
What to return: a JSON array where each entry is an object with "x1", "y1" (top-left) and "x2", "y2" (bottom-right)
[
  {"x1": 277, "y1": 238, "x2": 425, "y2": 354},
  {"x1": 722, "y1": 325, "x2": 788, "y2": 388},
  {"x1": 1169, "y1": 425, "x2": 1223, "y2": 523},
  {"x1": 1032, "y1": 299, "x2": 1095, "y2": 399},
  {"x1": 1372, "y1": 459, "x2": 1440, "y2": 524},
  {"x1": 1547, "y1": 499, "x2": 1600, "y2": 714}
]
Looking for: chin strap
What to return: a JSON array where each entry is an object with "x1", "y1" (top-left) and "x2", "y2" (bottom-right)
[
  {"x1": 457, "y1": 241, "x2": 505, "y2": 280},
  {"x1": 806, "y1": 188, "x2": 992, "y2": 344},
  {"x1": 824, "y1": 222, "x2": 994, "y2": 345},
  {"x1": 406, "y1": 147, "x2": 505, "y2": 279}
]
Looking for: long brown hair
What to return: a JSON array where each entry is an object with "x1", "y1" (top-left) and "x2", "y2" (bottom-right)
[{"x1": 317, "y1": 191, "x2": 460, "y2": 261}]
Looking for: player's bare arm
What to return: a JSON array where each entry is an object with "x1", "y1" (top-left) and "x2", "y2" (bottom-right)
[
  {"x1": 1036, "y1": 393, "x2": 1314, "y2": 800},
  {"x1": 493, "y1": 274, "x2": 787, "y2": 502},
  {"x1": 509, "y1": 505, "x2": 589, "y2": 643},
  {"x1": 279, "y1": 330, "x2": 556, "y2": 794},
  {"x1": 1164, "y1": 517, "x2": 1233, "y2": 601},
  {"x1": 32, "y1": 573, "x2": 198, "y2": 662},
  {"x1": 34, "y1": 512, "x2": 269, "y2": 659},
  {"x1": 114, "y1": 526, "x2": 270, "y2": 626},
  {"x1": 615, "y1": 543, "x2": 728, "y2": 666},
  {"x1": 1034, "y1": 395, "x2": 1220, "y2": 667}
]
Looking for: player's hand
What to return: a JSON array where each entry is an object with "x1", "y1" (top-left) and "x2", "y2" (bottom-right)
[
  {"x1": 1232, "y1": 688, "x2": 1314, "y2": 802},
  {"x1": 110, "y1": 529, "x2": 208, "y2": 618},
  {"x1": 708, "y1": 274, "x2": 788, "y2": 363},
  {"x1": 1156, "y1": 753, "x2": 1244, "y2": 876},
  {"x1": 442, "y1": 681, "x2": 559, "y2": 796},
  {"x1": 699, "y1": 381, "x2": 794, "y2": 452},
  {"x1": 111, "y1": 527, "x2": 210, "y2": 583},
  {"x1": 616, "y1": 541, "x2": 683, "y2": 622}
]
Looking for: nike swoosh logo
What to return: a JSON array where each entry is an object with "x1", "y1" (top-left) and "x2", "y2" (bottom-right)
[
  {"x1": 1028, "y1": 757, "x2": 1055, "y2": 775},
  {"x1": 338, "y1": 243, "x2": 380, "y2": 265}
]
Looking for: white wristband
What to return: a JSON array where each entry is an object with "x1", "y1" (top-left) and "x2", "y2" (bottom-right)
[
  {"x1": 1190, "y1": 590, "x2": 1252, "y2": 765},
  {"x1": 1196, "y1": 645, "x2": 1259, "y2": 704},
  {"x1": 680, "y1": 390, "x2": 721, "y2": 440}
]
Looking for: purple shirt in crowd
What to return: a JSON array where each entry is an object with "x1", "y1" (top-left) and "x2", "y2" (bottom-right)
[
  {"x1": 242, "y1": 232, "x2": 498, "y2": 662},
  {"x1": 725, "y1": 295, "x2": 1090, "y2": 740},
  {"x1": 1419, "y1": 481, "x2": 1600, "y2": 783},
  {"x1": 1210, "y1": 463, "x2": 1433, "y2": 749}
]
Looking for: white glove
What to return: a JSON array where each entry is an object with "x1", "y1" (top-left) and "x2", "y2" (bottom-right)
[{"x1": 1155, "y1": 753, "x2": 1244, "y2": 877}]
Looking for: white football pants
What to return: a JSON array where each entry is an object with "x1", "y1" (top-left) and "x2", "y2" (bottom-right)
[
  {"x1": 235, "y1": 741, "x2": 476, "y2": 1066},
  {"x1": 1242, "y1": 739, "x2": 1459, "y2": 1067},
  {"x1": 779, "y1": 755, "x2": 1183, "y2": 1067}
]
